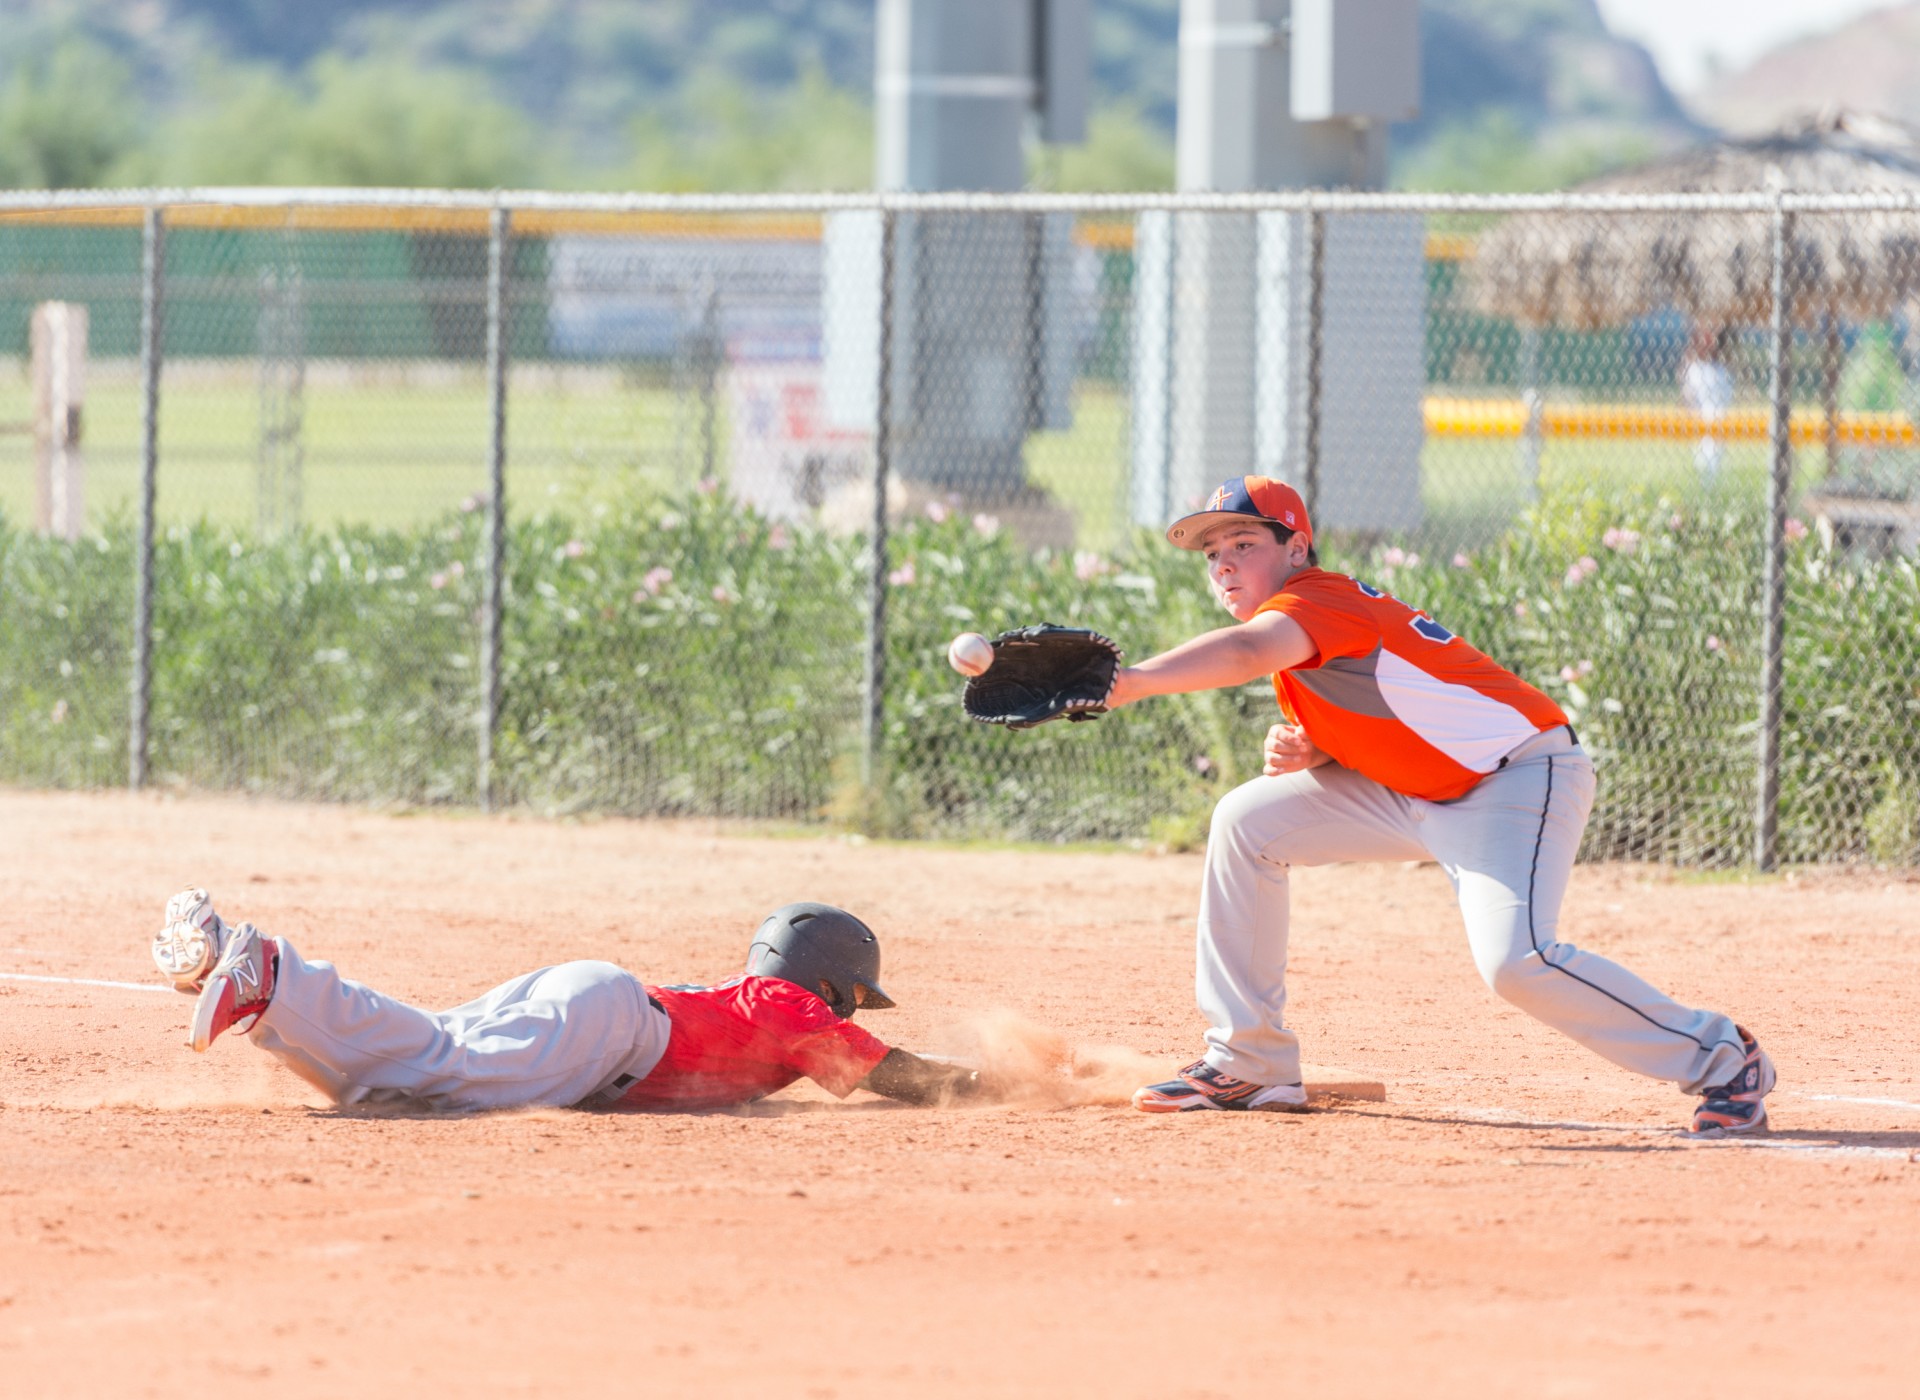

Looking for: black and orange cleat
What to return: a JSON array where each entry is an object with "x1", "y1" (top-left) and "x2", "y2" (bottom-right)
[
  {"x1": 1690, "y1": 1026, "x2": 1776, "y2": 1135},
  {"x1": 1133, "y1": 1059, "x2": 1308, "y2": 1113}
]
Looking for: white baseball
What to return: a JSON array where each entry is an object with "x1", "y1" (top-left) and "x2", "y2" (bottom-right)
[{"x1": 948, "y1": 632, "x2": 995, "y2": 677}]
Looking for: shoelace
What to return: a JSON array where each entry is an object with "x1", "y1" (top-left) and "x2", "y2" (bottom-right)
[{"x1": 1184, "y1": 1062, "x2": 1247, "y2": 1091}]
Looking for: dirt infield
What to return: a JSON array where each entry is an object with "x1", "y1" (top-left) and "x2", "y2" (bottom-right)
[{"x1": 4, "y1": 790, "x2": 1919, "y2": 1398}]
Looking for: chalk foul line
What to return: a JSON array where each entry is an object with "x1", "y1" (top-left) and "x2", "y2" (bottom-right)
[
  {"x1": 1802, "y1": 1093, "x2": 1920, "y2": 1112},
  {"x1": 0, "y1": 970, "x2": 173, "y2": 994},
  {"x1": 1422, "y1": 1102, "x2": 1917, "y2": 1161}
]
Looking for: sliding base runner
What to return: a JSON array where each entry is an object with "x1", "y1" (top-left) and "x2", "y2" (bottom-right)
[{"x1": 151, "y1": 891, "x2": 996, "y2": 1113}]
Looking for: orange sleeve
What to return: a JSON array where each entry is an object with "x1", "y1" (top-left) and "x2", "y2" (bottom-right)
[{"x1": 1257, "y1": 576, "x2": 1380, "y2": 670}]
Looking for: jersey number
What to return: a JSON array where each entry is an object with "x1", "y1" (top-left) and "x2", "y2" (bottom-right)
[{"x1": 1354, "y1": 579, "x2": 1457, "y2": 646}]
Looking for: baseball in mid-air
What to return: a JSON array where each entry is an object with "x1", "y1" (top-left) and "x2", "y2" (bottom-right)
[{"x1": 948, "y1": 632, "x2": 995, "y2": 677}]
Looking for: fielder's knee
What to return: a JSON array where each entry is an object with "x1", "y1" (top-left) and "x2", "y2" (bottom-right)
[
  {"x1": 1479, "y1": 946, "x2": 1562, "y2": 1010},
  {"x1": 1208, "y1": 777, "x2": 1313, "y2": 865}
]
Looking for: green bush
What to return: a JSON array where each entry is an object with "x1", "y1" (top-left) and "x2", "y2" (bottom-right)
[
  {"x1": 491, "y1": 489, "x2": 865, "y2": 817},
  {"x1": 5, "y1": 479, "x2": 1917, "y2": 866}
]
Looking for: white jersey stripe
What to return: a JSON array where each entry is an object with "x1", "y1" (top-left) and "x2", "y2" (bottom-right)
[{"x1": 1373, "y1": 648, "x2": 1540, "y2": 775}]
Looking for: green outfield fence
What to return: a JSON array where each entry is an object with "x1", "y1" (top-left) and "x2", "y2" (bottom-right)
[{"x1": 3, "y1": 188, "x2": 1918, "y2": 868}]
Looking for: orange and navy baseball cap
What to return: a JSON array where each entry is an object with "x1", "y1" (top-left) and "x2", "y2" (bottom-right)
[{"x1": 1165, "y1": 476, "x2": 1312, "y2": 551}]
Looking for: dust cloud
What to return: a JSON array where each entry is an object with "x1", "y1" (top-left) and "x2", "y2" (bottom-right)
[{"x1": 935, "y1": 1009, "x2": 1170, "y2": 1108}]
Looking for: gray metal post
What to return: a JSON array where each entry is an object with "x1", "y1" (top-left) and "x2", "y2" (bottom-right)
[
  {"x1": 861, "y1": 210, "x2": 898, "y2": 792},
  {"x1": 1301, "y1": 206, "x2": 1326, "y2": 515},
  {"x1": 698, "y1": 279, "x2": 720, "y2": 485},
  {"x1": 1518, "y1": 324, "x2": 1544, "y2": 499},
  {"x1": 1756, "y1": 194, "x2": 1795, "y2": 872},
  {"x1": 479, "y1": 205, "x2": 510, "y2": 811},
  {"x1": 129, "y1": 206, "x2": 164, "y2": 791},
  {"x1": 1819, "y1": 313, "x2": 1842, "y2": 480}
]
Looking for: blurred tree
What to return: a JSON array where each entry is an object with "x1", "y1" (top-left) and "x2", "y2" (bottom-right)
[
  {"x1": 1395, "y1": 110, "x2": 1653, "y2": 193},
  {"x1": 1039, "y1": 103, "x2": 1174, "y2": 192},
  {"x1": 1840, "y1": 324, "x2": 1908, "y2": 416},
  {"x1": 0, "y1": 37, "x2": 144, "y2": 188},
  {"x1": 706, "y1": 13, "x2": 803, "y2": 87},
  {"x1": 616, "y1": 76, "x2": 1174, "y2": 194},
  {"x1": 617, "y1": 62, "x2": 870, "y2": 192},
  {"x1": 114, "y1": 67, "x2": 300, "y2": 184},
  {"x1": 124, "y1": 53, "x2": 538, "y2": 187}
]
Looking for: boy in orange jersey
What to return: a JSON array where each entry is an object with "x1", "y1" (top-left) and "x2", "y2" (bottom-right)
[{"x1": 1103, "y1": 476, "x2": 1772, "y2": 1134}]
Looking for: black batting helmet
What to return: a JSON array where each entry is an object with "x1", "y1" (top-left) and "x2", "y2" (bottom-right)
[{"x1": 744, "y1": 902, "x2": 896, "y2": 1019}]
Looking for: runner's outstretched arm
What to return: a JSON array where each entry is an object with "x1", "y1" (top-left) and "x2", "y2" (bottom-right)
[{"x1": 858, "y1": 1048, "x2": 987, "y2": 1106}]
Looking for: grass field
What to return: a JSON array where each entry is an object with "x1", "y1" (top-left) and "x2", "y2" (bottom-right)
[
  {"x1": 0, "y1": 362, "x2": 689, "y2": 528},
  {"x1": 0, "y1": 361, "x2": 1823, "y2": 551}
]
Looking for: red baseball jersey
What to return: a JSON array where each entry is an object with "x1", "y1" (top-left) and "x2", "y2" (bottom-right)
[
  {"x1": 1256, "y1": 567, "x2": 1567, "y2": 802},
  {"x1": 615, "y1": 975, "x2": 891, "y2": 1111}
]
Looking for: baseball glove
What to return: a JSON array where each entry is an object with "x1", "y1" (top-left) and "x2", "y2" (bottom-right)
[{"x1": 962, "y1": 623, "x2": 1122, "y2": 730}]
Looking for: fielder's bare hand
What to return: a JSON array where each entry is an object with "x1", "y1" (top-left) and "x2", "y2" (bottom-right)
[{"x1": 1263, "y1": 723, "x2": 1331, "y2": 776}]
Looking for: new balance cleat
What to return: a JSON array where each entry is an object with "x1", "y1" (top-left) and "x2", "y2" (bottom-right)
[
  {"x1": 1132, "y1": 1059, "x2": 1309, "y2": 1114},
  {"x1": 187, "y1": 921, "x2": 277, "y2": 1053},
  {"x1": 1690, "y1": 1026, "x2": 1776, "y2": 1135},
  {"x1": 153, "y1": 888, "x2": 230, "y2": 993}
]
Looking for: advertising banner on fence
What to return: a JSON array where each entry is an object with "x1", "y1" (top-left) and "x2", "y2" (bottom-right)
[
  {"x1": 546, "y1": 235, "x2": 822, "y2": 359},
  {"x1": 726, "y1": 351, "x2": 871, "y2": 522}
]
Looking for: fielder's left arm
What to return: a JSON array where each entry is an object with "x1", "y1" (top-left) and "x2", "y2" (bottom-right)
[{"x1": 1105, "y1": 611, "x2": 1315, "y2": 710}]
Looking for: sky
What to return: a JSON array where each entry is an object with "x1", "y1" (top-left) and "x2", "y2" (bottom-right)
[{"x1": 1593, "y1": 0, "x2": 1902, "y2": 91}]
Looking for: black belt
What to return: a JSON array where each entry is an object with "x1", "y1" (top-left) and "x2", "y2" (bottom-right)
[
  {"x1": 607, "y1": 994, "x2": 669, "y2": 1094},
  {"x1": 1496, "y1": 723, "x2": 1579, "y2": 770}
]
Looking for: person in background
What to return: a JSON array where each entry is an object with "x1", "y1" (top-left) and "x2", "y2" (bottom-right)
[{"x1": 1680, "y1": 325, "x2": 1735, "y2": 485}]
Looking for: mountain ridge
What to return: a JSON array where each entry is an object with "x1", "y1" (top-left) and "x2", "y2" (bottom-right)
[
  {"x1": 1692, "y1": 3, "x2": 1920, "y2": 136},
  {"x1": 1, "y1": 0, "x2": 1703, "y2": 188}
]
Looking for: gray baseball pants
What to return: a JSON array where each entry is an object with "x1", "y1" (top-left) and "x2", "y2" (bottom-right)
[
  {"x1": 247, "y1": 941, "x2": 672, "y2": 1111},
  {"x1": 1196, "y1": 726, "x2": 1748, "y2": 1096}
]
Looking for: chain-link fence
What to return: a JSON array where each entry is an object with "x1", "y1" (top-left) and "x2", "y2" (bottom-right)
[{"x1": 3, "y1": 189, "x2": 1917, "y2": 866}]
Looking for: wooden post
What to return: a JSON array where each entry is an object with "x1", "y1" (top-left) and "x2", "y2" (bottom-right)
[{"x1": 31, "y1": 301, "x2": 87, "y2": 541}]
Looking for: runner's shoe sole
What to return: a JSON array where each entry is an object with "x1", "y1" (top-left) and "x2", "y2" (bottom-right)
[{"x1": 153, "y1": 888, "x2": 228, "y2": 992}]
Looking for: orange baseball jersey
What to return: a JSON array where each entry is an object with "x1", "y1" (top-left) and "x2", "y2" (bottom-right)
[{"x1": 1255, "y1": 567, "x2": 1567, "y2": 801}]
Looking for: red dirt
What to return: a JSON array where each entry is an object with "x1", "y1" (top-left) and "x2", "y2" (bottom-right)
[{"x1": 4, "y1": 789, "x2": 1919, "y2": 1398}]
